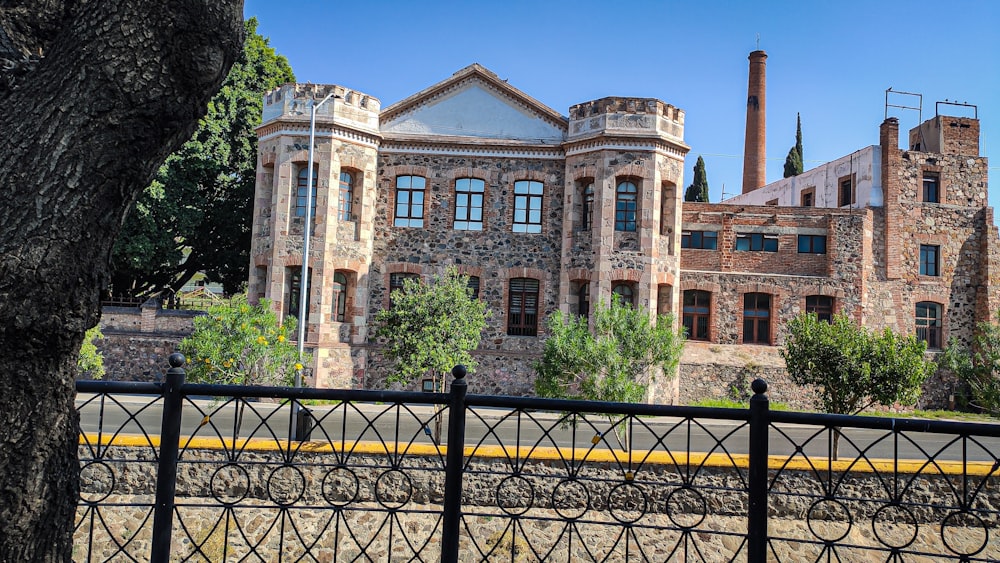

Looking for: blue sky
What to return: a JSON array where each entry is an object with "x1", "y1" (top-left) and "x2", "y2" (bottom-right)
[{"x1": 244, "y1": 0, "x2": 998, "y2": 208}]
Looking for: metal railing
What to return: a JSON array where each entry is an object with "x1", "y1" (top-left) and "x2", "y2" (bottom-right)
[{"x1": 75, "y1": 355, "x2": 1000, "y2": 562}]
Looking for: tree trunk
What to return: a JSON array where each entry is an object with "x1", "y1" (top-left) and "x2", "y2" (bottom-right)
[{"x1": 0, "y1": 2, "x2": 242, "y2": 560}]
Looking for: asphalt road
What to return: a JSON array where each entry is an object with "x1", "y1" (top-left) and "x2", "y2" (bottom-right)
[{"x1": 76, "y1": 394, "x2": 1000, "y2": 464}]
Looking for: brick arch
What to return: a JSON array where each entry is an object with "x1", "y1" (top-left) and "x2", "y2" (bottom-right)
[
  {"x1": 442, "y1": 166, "x2": 493, "y2": 183},
  {"x1": 912, "y1": 293, "x2": 948, "y2": 350},
  {"x1": 571, "y1": 167, "x2": 598, "y2": 183},
  {"x1": 610, "y1": 268, "x2": 642, "y2": 283},
  {"x1": 565, "y1": 268, "x2": 591, "y2": 282},
  {"x1": 380, "y1": 164, "x2": 431, "y2": 180},
  {"x1": 610, "y1": 164, "x2": 649, "y2": 182},
  {"x1": 652, "y1": 271, "x2": 675, "y2": 286},
  {"x1": 502, "y1": 169, "x2": 551, "y2": 185},
  {"x1": 381, "y1": 263, "x2": 429, "y2": 309},
  {"x1": 798, "y1": 284, "x2": 846, "y2": 298},
  {"x1": 455, "y1": 265, "x2": 484, "y2": 279},
  {"x1": 286, "y1": 149, "x2": 314, "y2": 165},
  {"x1": 680, "y1": 280, "x2": 721, "y2": 293}
]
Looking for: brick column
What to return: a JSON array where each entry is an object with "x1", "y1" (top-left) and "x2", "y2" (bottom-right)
[
  {"x1": 880, "y1": 118, "x2": 901, "y2": 280},
  {"x1": 742, "y1": 50, "x2": 767, "y2": 194}
]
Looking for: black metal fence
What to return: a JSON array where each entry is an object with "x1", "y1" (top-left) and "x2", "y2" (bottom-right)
[{"x1": 75, "y1": 355, "x2": 1000, "y2": 562}]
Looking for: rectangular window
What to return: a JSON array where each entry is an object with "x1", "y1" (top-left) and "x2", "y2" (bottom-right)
[
  {"x1": 800, "y1": 189, "x2": 814, "y2": 207},
  {"x1": 923, "y1": 172, "x2": 940, "y2": 203},
  {"x1": 838, "y1": 176, "x2": 854, "y2": 207},
  {"x1": 681, "y1": 231, "x2": 718, "y2": 250},
  {"x1": 339, "y1": 172, "x2": 354, "y2": 221},
  {"x1": 743, "y1": 293, "x2": 771, "y2": 345},
  {"x1": 797, "y1": 235, "x2": 827, "y2": 254},
  {"x1": 512, "y1": 180, "x2": 543, "y2": 233},
  {"x1": 389, "y1": 273, "x2": 419, "y2": 306},
  {"x1": 295, "y1": 167, "x2": 317, "y2": 218},
  {"x1": 507, "y1": 278, "x2": 539, "y2": 336},
  {"x1": 682, "y1": 290, "x2": 711, "y2": 341},
  {"x1": 467, "y1": 276, "x2": 480, "y2": 299},
  {"x1": 394, "y1": 176, "x2": 426, "y2": 228},
  {"x1": 915, "y1": 302, "x2": 942, "y2": 349},
  {"x1": 735, "y1": 233, "x2": 778, "y2": 252},
  {"x1": 454, "y1": 178, "x2": 485, "y2": 230},
  {"x1": 919, "y1": 244, "x2": 940, "y2": 276},
  {"x1": 806, "y1": 295, "x2": 834, "y2": 323}
]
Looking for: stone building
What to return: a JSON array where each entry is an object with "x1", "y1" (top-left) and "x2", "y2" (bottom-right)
[{"x1": 248, "y1": 60, "x2": 995, "y2": 405}]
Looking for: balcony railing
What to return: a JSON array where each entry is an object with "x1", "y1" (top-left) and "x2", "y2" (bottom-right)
[{"x1": 74, "y1": 355, "x2": 1000, "y2": 562}]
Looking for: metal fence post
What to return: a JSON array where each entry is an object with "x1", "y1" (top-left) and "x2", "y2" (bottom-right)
[
  {"x1": 441, "y1": 365, "x2": 468, "y2": 563},
  {"x1": 747, "y1": 378, "x2": 769, "y2": 563},
  {"x1": 150, "y1": 353, "x2": 186, "y2": 563}
]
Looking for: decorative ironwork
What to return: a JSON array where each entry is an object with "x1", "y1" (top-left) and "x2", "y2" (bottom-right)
[{"x1": 75, "y1": 363, "x2": 1000, "y2": 562}]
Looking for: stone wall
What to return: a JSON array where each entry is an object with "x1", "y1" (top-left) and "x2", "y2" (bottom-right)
[
  {"x1": 93, "y1": 305, "x2": 200, "y2": 382},
  {"x1": 76, "y1": 445, "x2": 1000, "y2": 561}
]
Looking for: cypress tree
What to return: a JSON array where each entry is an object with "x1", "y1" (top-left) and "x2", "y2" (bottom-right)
[
  {"x1": 684, "y1": 156, "x2": 710, "y2": 202},
  {"x1": 783, "y1": 113, "x2": 804, "y2": 178}
]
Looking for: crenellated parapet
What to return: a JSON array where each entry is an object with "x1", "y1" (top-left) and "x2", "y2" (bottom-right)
[
  {"x1": 261, "y1": 83, "x2": 381, "y2": 134},
  {"x1": 568, "y1": 97, "x2": 685, "y2": 143}
]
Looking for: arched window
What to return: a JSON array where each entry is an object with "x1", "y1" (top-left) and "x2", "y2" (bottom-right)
[
  {"x1": 615, "y1": 180, "x2": 638, "y2": 232},
  {"x1": 454, "y1": 178, "x2": 485, "y2": 231},
  {"x1": 915, "y1": 302, "x2": 942, "y2": 349},
  {"x1": 806, "y1": 295, "x2": 834, "y2": 323},
  {"x1": 287, "y1": 267, "x2": 312, "y2": 321},
  {"x1": 581, "y1": 183, "x2": 595, "y2": 231},
  {"x1": 389, "y1": 272, "x2": 419, "y2": 307},
  {"x1": 577, "y1": 281, "x2": 590, "y2": 317},
  {"x1": 683, "y1": 290, "x2": 711, "y2": 341},
  {"x1": 467, "y1": 275, "x2": 481, "y2": 299},
  {"x1": 333, "y1": 272, "x2": 348, "y2": 322},
  {"x1": 295, "y1": 167, "x2": 318, "y2": 219},
  {"x1": 339, "y1": 172, "x2": 354, "y2": 221},
  {"x1": 508, "y1": 278, "x2": 539, "y2": 336},
  {"x1": 612, "y1": 283, "x2": 635, "y2": 307},
  {"x1": 743, "y1": 293, "x2": 771, "y2": 345}
]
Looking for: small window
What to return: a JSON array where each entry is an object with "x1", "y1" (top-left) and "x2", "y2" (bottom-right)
[
  {"x1": 615, "y1": 181, "x2": 638, "y2": 232},
  {"x1": 339, "y1": 172, "x2": 354, "y2": 221},
  {"x1": 612, "y1": 283, "x2": 635, "y2": 307},
  {"x1": 388, "y1": 273, "x2": 419, "y2": 306},
  {"x1": 915, "y1": 302, "x2": 942, "y2": 349},
  {"x1": 513, "y1": 180, "x2": 543, "y2": 234},
  {"x1": 838, "y1": 176, "x2": 855, "y2": 207},
  {"x1": 332, "y1": 272, "x2": 348, "y2": 322},
  {"x1": 736, "y1": 233, "x2": 778, "y2": 252},
  {"x1": 800, "y1": 189, "x2": 814, "y2": 207},
  {"x1": 454, "y1": 178, "x2": 485, "y2": 231},
  {"x1": 923, "y1": 172, "x2": 940, "y2": 203},
  {"x1": 467, "y1": 276, "x2": 480, "y2": 299},
  {"x1": 577, "y1": 282, "x2": 590, "y2": 318},
  {"x1": 743, "y1": 293, "x2": 771, "y2": 345},
  {"x1": 806, "y1": 295, "x2": 834, "y2": 323},
  {"x1": 287, "y1": 267, "x2": 311, "y2": 320},
  {"x1": 394, "y1": 176, "x2": 426, "y2": 227},
  {"x1": 919, "y1": 245, "x2": 939, "y2": 276},
  {"x1": 295, "y1": 167, "x2": 318, "y2": 219},
  {"x1": 765, "y1": 199, "x2": 778, "y2": 206},
  {"x1": 681, "y1": 231, "x2": 718, "y2": 250},
  {"x1": 581, "y1": 183, "x2": 595, "y2": 231},
  {"x1": 797, "y1": 235, "x2": 827, "y2": 254},
  {"x1": 682, "y1": 290, "x2": 711, "y2": 341},
  {"x1": 508, "y1": 278, "x2": 539, "y2": 336}
]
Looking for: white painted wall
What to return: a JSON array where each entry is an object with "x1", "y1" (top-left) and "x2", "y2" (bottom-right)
[{"x1": 724, "y1": 145, "x2": 882, "y2": 208}]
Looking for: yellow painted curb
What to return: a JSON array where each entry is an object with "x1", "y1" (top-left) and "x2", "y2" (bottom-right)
[{"x1": 80, "y1": 433, "x2": 998, "y2": 477}]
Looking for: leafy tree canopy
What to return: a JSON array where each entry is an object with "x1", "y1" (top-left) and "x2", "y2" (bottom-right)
[
  {"x1": 77, "y1": 327, "x2": 105, "y2": 380},
  {"x1": 941, "y1": 315, "x2": 1000, "y2": 415},
  {"x1": 179, "y1": 295, "x2": 304, "y2": 386},
  {"x1": 684, "y1": 156, "x2": 710, "y2": 202},
  {"x1": 782, "y1": 313, "x2": 934, "y2": 415},
  {"x1": 535, "y1": 296, "x2": 685, "y2": 404},
  {"x1": 372, "y1": 267, "x2": 490, "y2": 390},
  {"x1": 110, "y1": 17, "x2": 294, "y2": 297}
]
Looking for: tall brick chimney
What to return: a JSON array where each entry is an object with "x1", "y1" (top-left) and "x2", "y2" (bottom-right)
[{"x1": 742, "y1": 50, "x2": 767, "y2": 194}]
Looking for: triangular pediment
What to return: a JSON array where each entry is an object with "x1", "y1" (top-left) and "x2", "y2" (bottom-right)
[{"x1": 381, "y1": 64, "x2": 567, "y2": 143}]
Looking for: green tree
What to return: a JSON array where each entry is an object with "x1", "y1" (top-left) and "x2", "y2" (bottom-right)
[
  {"x1": 782, "y1": 313, "x2": 935, "y2": 458},
  {"x1": 77, "y1": 326, "x2": 105, "y2": 380},
  {"x1": 535, "y1": 296, "x2": 686, "y2": 449},
  {"x1": 684, "y1": 156, "x2": 710, "y2": 202},
  {"x1": 941, "y1": 316, "x2": 1000, "y2": 415},
  {"x1": 783, "y1": 113, "x2": 804, "y2": 178},
  {"x1": 373, "y1": 267, "x2": 490, "y2": 391},
  {"x1": 179, "y1": 295, "x2": 304, "y2": 386},
  {"x1": 110, "y1": 18, "x2": 295, "y2": 297}
]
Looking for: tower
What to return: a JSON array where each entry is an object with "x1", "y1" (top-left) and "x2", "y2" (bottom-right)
[{"x1": 742, "y1": 50, "x2": 767, "y2": 194}]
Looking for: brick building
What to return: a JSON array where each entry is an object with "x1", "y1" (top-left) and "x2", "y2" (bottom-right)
[{"x1": 248, "y1": 61, "x2": 995, "y2": 403}]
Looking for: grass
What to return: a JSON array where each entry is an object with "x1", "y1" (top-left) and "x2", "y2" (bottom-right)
[{"x1": 688, "y1": 398, "x2": 790, "y2": 411}]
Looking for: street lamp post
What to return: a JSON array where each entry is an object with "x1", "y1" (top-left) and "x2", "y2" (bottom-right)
[{"x1": 295, "y1": 91, "x2": 336, "y2": 389}]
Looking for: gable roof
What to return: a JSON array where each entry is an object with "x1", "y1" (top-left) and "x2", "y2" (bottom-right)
[{"x1": 380, "y1": 64, "x2": 568, "y2": 143}]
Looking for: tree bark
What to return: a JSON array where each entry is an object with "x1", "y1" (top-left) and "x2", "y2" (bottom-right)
[{"x1": 0, "y1": 1, "x2": 243, "y2": 560}]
